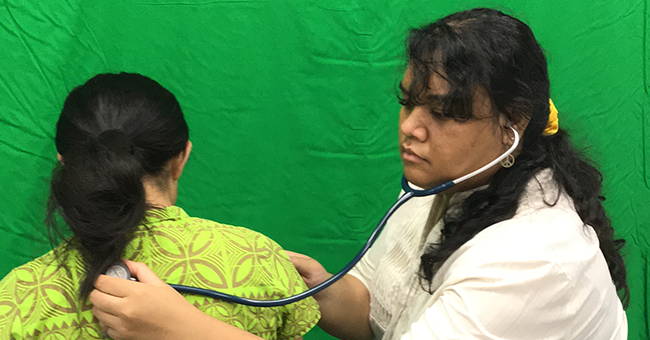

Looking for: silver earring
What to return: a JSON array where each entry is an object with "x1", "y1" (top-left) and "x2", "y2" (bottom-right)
[{"x1": 501, "y1": 154, "x2": 515, "y2": 168}]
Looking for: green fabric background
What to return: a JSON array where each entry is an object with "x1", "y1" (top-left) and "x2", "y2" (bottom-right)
[{"x1": 0, "y1": 1, "x2": 647, "y2": 339}]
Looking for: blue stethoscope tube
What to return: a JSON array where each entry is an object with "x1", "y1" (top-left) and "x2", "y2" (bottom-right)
[{"x1": 170, "y1": 127, "x2": 520, "y2": 307}]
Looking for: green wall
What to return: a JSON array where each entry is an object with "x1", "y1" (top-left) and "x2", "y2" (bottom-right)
[{"x1": 0, "y1": 1, "x2": 647, "y2": 339}]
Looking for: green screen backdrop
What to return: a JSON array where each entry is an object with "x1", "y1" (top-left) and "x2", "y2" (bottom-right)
[{"x1": 1, "y1": 1, "x2": 648, "y2": 339}]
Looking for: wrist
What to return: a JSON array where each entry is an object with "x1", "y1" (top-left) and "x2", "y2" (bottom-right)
[{"x1": 312, "y1": 272, "x2": 335, "y2": 301}]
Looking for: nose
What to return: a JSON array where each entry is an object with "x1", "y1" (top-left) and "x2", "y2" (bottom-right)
[{"x1": 400, "y1": 106, "x2": 428, "y2": 142}]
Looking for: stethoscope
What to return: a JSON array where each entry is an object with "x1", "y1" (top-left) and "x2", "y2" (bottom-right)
[{"x1": 106, "y1": 126, "x2": 520, "y2": 307}]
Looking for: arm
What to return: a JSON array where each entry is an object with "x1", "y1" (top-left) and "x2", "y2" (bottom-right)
[
  {"x1": 90, "y1": 261, "x2": 263, "y2": 340},
  {"x1": 286, "y1": 252, "x2": 373, "y2": 340},
  {"x1": 317, "y1": 274, "x2": 373, "y2": 340},
  {"x1": 283, "y1": 192, "x2": 407, "y2": 340}
]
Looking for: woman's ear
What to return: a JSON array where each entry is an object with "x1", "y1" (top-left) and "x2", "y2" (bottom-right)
[
  {"x1": 511, "y1": 117, "x2": 529, "y2": 144},
  {"x1": 57, "y1": 153, "x2": 63, "y2": 164},
  {"x1": 171, "y1": 141, "x2": 192, "y2": 181},
  {"x1": 499, "y1": 115, "x2": 529, "y2": 147}
]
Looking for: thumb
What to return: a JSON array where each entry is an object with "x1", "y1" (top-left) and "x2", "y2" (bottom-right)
[
  {"x1": 285, "y1": 250, "x2": 302, "y2": 258},
  {"x1": 284, "y1": 252, "x2": 322, "y2": 280},
  {"x1": 124, "y1": 260, "x2": 166, "y2": 286},
  {"x1": 285, "y1": 251, "x2": 309, "y2": 271}
]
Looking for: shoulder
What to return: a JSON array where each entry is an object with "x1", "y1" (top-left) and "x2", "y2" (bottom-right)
[
  {"x1": 0, "y1": 269, "x2": 20, "y2": 338},
  {"x1": 0, "y1": 249, "x2": 85, "y2": 338},
  {"x1": 427, "y1": 213, "x2": 621, "y2": 338},
  {"x1": 0, "y1": 247, "x2": 82, "y2": 295},
  {"x1": 459, "y1": 169, "x2": 596, "y2": 264},
  {"x1": 0, "y1": 267, "x2": 19, "y2": 300},
  {"x1": 183, "y1": 218, "x2": 322, "y2": 335},
  {"x1": 159, "y1": 207, "x2": 275, "y2": 242},
  {"x1": 1, "y1": 249, "x2": 74, "y2": 288},
  {"x1": 434, "y1": 174, "x2": 620, "y2": 327},
  {"x1": 186, "y1": 216, "x2": 287, "y2": 253},
  {"x1": 173, "y1": 214, "x2": 303, "y2": 288},
  {"x1": 438, "y1": 169, "x2": 609, "y2": 292},
  {"x1": 412, "y1": 171, "x2": 625, "y2": 339},
  {"x1": 145, "y1": 208, "x2": 283, "y2": 253},
  {"x1": 446, "y1": 190, "x2": 599, "y2": 282}
]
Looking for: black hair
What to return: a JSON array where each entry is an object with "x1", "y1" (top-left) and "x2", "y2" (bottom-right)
[
  {"x1": 46, "y1": 72, "x2": 189, "y2": 298},
  {"x1": 400, "y1": 8, "x2": 629, "y2": 306}
]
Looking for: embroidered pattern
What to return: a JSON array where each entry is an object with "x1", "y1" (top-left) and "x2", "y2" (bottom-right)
[{"x1": 0, "y1": 207, "x2": 320, "y2": 339}]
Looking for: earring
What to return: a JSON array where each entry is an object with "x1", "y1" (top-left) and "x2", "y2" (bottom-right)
[{"x1": 500, "y1": 154, "x2": 515, "y2": 168}]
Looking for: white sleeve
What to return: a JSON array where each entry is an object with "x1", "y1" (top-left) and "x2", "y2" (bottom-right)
[{"x1": 400, "y1": 260, "x2": 578, "y2": 340}]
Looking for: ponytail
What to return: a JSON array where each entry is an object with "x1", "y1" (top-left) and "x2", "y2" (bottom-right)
[
  {"x1": 50, "y1": 72, "x2": 188, "y2": 298},
  {"x1": 47, "y1": 129, "x2": 148, "y2": 298}
]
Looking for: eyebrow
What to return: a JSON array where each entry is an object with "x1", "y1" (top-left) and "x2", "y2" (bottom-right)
[
  {"x1": 400, "y1": 83, "x2": 445, "y2": 103},
  {"x1": 425, "y1": 94, "x2": 445, "y2": 103}
]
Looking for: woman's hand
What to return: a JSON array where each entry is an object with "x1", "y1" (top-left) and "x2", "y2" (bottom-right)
[
  {"x1": 90, "y1": 260, "x2": 200, "y2": 339},
  {"x1": 285, "y1": 251, "x2": 373, "y2": 340},
  {"x1": 90, "y1": 260, "x2": 261, "y2": 340},
  {"x1": 285, "y1": 251, "x2": 332, "y2": 291}
]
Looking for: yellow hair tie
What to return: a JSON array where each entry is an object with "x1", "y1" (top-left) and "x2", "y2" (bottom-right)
[{"x1": 543, "y1": 99, "x2": 559, "y2": 135}]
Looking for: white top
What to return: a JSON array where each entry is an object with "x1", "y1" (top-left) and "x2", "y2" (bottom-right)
[{"x1": 349, "y1": 170, "x2": 627, "y2": 340}]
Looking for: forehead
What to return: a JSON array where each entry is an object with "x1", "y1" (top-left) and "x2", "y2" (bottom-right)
[
  {"x1": 401, "y1": 65, "x2": 450, "y2": 95},
  {"x1": 400, "y1": 64, "x2": 495, "y2": 120}
]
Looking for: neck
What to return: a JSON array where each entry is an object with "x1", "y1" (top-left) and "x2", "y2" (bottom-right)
[{"x1": 143, "y1": 179, "x2": 175, "y2": 208}]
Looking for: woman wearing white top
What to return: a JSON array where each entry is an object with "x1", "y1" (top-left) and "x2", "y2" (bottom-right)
[{"x1": 91, "y1": 8, "x2": 628, "y2": 340}]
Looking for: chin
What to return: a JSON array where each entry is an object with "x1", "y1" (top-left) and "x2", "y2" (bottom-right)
[
  {"x1": 404, "y1": 166, "x2": 458, "y2": 192},
  {"x1": 403, "y1": 169, "x2": 435, "y2": 190}
]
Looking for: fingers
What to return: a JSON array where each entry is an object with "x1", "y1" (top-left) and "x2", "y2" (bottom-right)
[
  {"x1": 123, "y1": 260, "x2": 166, "y2": 286},
  {"x1": 93, "y1": 305, "x2": 122, "y2": 325},
  {"x1": 89, "y1": 288, "x2": 125, "y2": 316},
  {"x1": 285, "y1": 250, "x2": 310, "y2": 260},
  {"x1": 94, "y1": 274, "x2": 141, "y2": 297},
  {"x1": 99, "y1": 320, "x2": 108, "y2": 333},
  {"x1": 94, "y1": 305, "x2": 124, "y2": 339},
  {"x1": 286, "y1": 253, "x2": 315, "y2": 274},
  {"x1": 284, "y1": 250, "x2": 299, "y2": 257},
  {"x1": 105, "y1": 326, "x2": 120, "y2": 340}
]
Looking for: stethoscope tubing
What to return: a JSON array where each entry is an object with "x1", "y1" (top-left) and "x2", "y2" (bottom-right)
[
  {"x1": 171, "y1": 190, "x2": 418, "y2": 307},
  {"x1": 170, "y1": 127, "x2": 520, "y2": 307}
]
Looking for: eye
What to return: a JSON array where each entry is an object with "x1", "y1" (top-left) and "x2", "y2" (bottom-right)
[
  {"x1": 427, "y1": 106, "x2": 449, "y2": 120},
  {"x1": 429, "y1": 108, "x2": 443, "y2": 116}
]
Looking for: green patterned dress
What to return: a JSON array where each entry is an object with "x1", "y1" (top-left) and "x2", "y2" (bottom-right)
[{"x1": 0, "y1": 207, "x2": 320, "y2": 339}]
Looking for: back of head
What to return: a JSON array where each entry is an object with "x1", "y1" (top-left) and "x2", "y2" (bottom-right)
[{"x1": 48, "y1": 72, "x2": 188, "y2": 298}]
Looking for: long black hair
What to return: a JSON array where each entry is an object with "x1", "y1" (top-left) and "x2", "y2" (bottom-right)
[
  {"x1": 400, "y1": 8, "x2": 629, "y2": 306},
  {"x1": 46, "y1": 72, "x2": 189, "y2": 298}
]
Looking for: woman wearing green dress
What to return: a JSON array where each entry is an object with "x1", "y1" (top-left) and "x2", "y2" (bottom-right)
[{"x1": 0, "y1": 72, "x2": 320, "y2": 340}]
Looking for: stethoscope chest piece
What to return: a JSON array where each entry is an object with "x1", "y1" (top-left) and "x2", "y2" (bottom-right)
[{"x1": 105, "y1": 262, "x2": 137, "y2": 281}]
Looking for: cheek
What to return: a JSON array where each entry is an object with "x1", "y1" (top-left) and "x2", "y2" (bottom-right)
[
  {"x1": 428, "y1": 129, "x2": 486, "y2": 170},
  {"x1": 430, "y1": 141, "x2": 466, "y2": 176},
  {"x1": 456, "y1": 130, "x2": 503, "y2": 168}
]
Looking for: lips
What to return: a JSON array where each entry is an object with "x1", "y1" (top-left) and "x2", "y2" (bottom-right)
[{"x1": 401, "y1": 146, "x2": 426, "y2": 163}]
